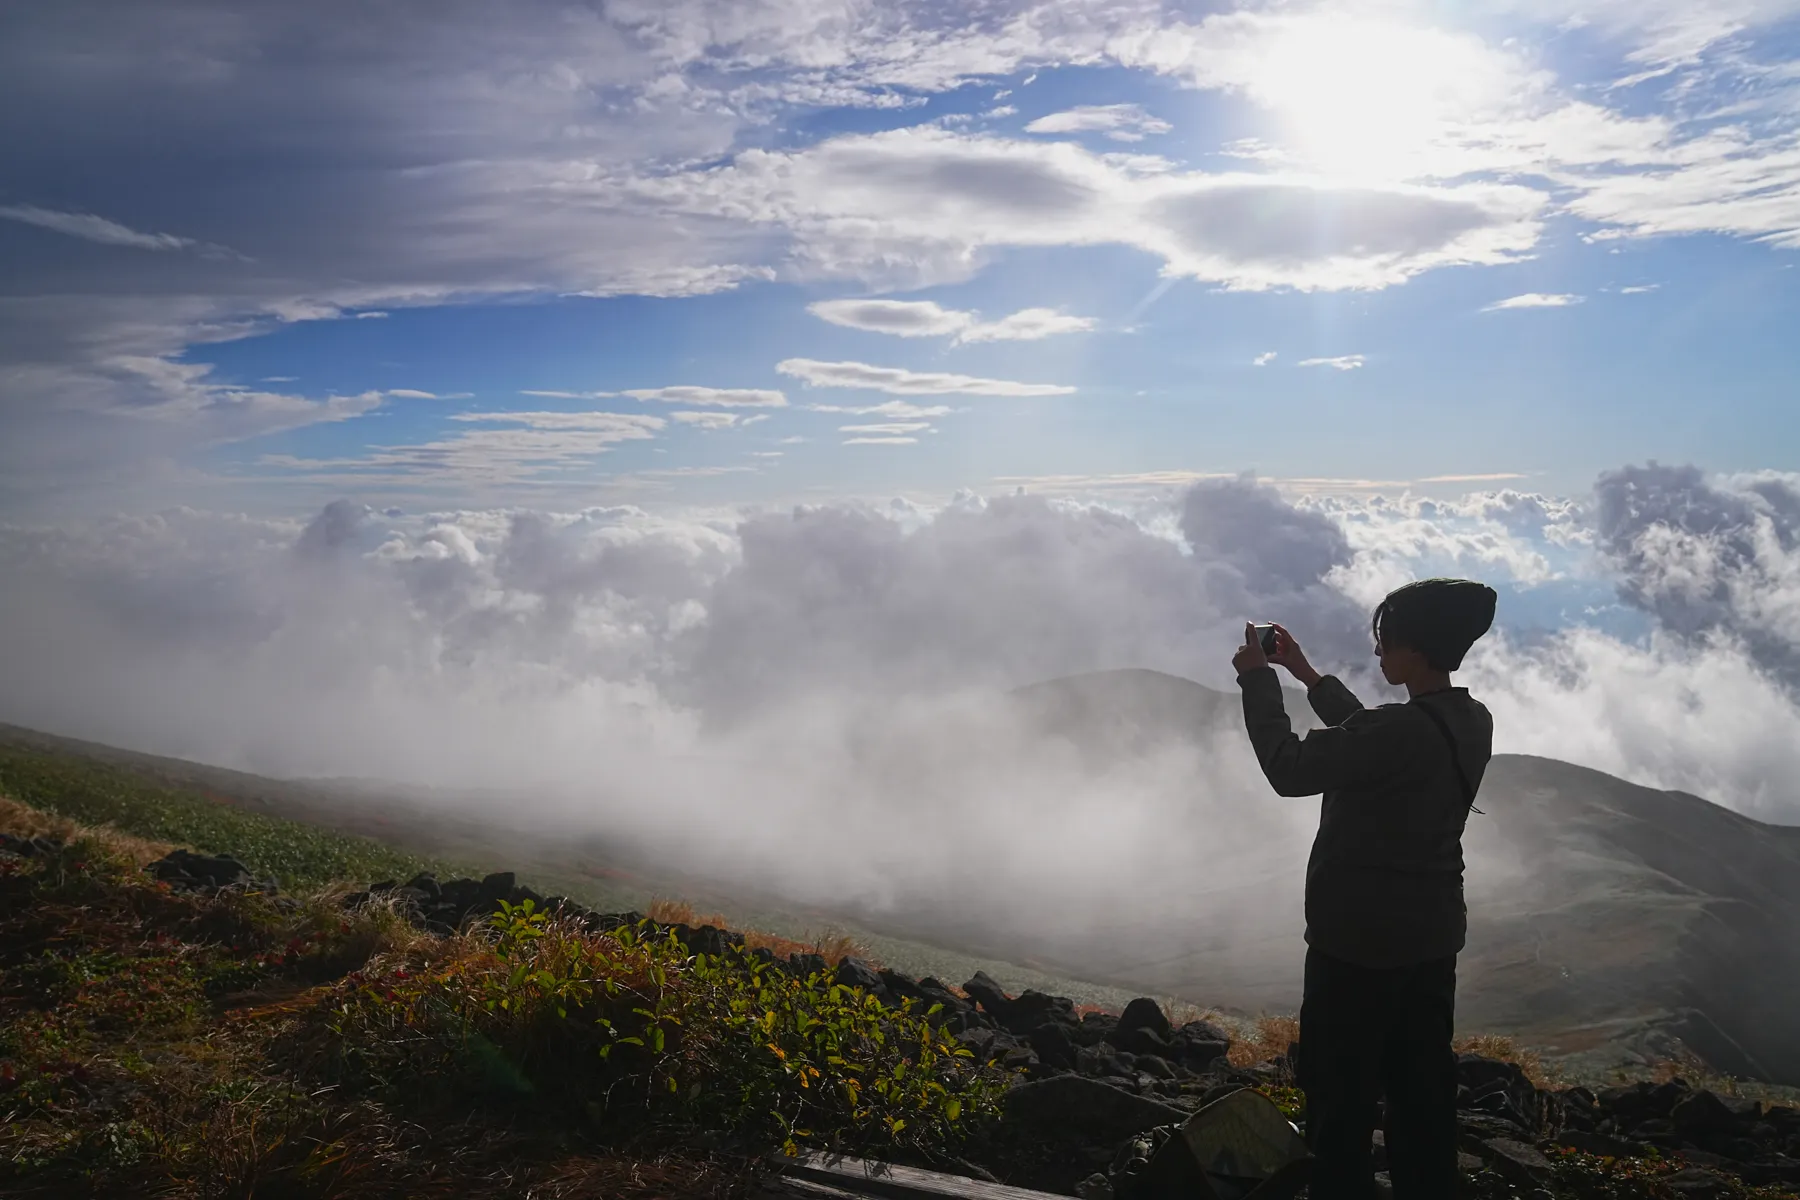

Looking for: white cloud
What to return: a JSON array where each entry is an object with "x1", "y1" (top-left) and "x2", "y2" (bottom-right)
[
  {"x1": 808, "y1": 298, "x2": 1095, "y2": 342},
  {"x1": 807, "y1": 400, "x2": 955, "y2": 417},
  {"x1": 646, "y1": 126, "x2": 1547, "y2": 292},
  {"x1": 623, "y1": 386, "x2": 789, "y2": 407},
  {"x1": 356, "y1": 311, "x2": 390, "y2": 319},
  {"x1": 1620, "y1": 284, "x2": 1661, "y2": 293},
  {"x1": 959, "y1": 307, "x2": 1096, "y2": 342},
  {"x1": 1253, "y1": 351, "x2": 1277, "y2": 366},
  {"x1": 778, "y1": 357, "x2": 1076, "y2": 396},
  {"x1": 1024, "y1": 103, "x2": 1172, "y2": 142},
  {"x1": 987, "y1": 105, "x2": 1019, "y2": 119},
  {"x1": 838, "y1": 422, "x2": 932, "y2": 434},
  {"x1": 1484, "y1": 292, "x2": 1585, "y2": 310},
  {"x1": 843, "y1": 436, "x2": 919, "y2": 444},
  {"x1": 669, "y1": 411, "x2": 739, "y2": 429},
  {"x1": 808, "y1": 299, "x2": 969, "y2": 337},
  {"x1": 0, "y1": 204, "x2": 197, "y2": 251},
  {"x1": 1297, "y1": 355, "x2": 1365, "y2": 370},
  {"x1": 261, "y1": 410, "x2": 665, "y2": 485}
]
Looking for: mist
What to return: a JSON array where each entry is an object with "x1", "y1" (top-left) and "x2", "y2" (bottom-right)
[{"x1": 2, "y1": 466, "x2": 1798, "y2": 987}]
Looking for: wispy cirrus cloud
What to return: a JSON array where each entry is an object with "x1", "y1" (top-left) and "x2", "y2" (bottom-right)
[
  {"x1": 808, "y1": 298, "x2": 1095, "y2": 342},
  {"x1": 1024, "y1": 103, "x2": 1172, "y2": 142},
  {"x1": 623, "y1": 386, "x2": 788, "y2": 408},
  {"x1": 1297, "y1": 355, "x2": 1365, "y2": 371},
  {"x1": 669, "y1": 411, "x2": 740, "y2": 429},
  {"x1": 777, "y1": 358, "x2": 1075, "y2": 396},
  {"x1": 1484, "y1": 292, "x2": 1585, "y2": 310},
  {"x1": 0, "y1": 204, "x2": 198, "y2": 252}
]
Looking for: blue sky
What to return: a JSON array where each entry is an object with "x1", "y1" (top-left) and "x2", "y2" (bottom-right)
[{"x1": 3, "y1": 0, "x2": 1800, "y2": 518}]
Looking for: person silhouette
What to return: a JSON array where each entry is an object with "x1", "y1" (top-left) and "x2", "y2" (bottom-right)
[{"x1": 1231, "y1": 578, "x2": 1497, "y2": 1200}]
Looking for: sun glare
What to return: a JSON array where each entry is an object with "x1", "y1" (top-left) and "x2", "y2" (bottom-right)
[{"x1": 1248, "y1": 17, "x2": 1519, "y2": 180}]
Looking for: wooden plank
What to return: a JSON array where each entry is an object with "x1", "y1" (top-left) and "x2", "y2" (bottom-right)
[{"x1": 782, "y1": 1155, "x2": 1071, "y2": 1200}]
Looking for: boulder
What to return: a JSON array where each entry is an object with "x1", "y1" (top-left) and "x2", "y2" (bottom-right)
[
  {"x1": 1663, "y1": 1167, "x2": 1728, "y2": 1197},
  {"x1": 1004, "y1": 1074, "x2": 1189, "y2": 1146},
  {"x1": 1029, "y1": 1022, "x2": 1078, "y2": 1072},
  {"x1": 1116, "y1": 998, "x2": 1172, "y2": 1041},
  {"x1": 833, "y1": 956, "x2": 885, "y2": 995},
  {"x1": 1074, "y1": 1011, "x2": 1119, "y2": 1047},
  {"x1": 999, "y1": 990, "x2": 1077, "y2": 1035},
  {"x1": 1673, "y1": 1090, "x2": 1753, "y2": 1139},
  {"x1": 1116, "y1": 1026, "x2": 1177, "y2": 1059},
  {"x1": 1555, "y1": 1130, "x2": 1650, "y2": 1159},
  {"x1": 963, "y1": 971, "x2": 1012, "y2": 1018},
  {"x1": 1481, "y1": 1138, "x2": 1552, "y2": 1187},
  {"x1": 147, "y1": 849, "x2": 258, "y2": 891}
]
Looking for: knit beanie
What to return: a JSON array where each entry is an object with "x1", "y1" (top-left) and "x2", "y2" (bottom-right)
[{"x1": 1374, "y1": 578, "x2": 1498, "y2": 671}]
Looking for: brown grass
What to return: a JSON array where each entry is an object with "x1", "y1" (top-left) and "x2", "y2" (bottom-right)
[
  {"x1": 1228, "y1": 1014, "x2": 1301, "y2": 1068},
  {"x1": 646, "y1": 897, "x2": 874, "y2": 968},
  {"x1": 0, "y1": 792, "x2": 176, "y2": 866},
  {"x1": 1454, "y1": 1033, "x2": 1558, "y2": 1089}
]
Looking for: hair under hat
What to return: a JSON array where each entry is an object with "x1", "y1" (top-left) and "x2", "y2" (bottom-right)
[{"x1": 1373, "y1": 577, "x2": 1497, "y2": 672}]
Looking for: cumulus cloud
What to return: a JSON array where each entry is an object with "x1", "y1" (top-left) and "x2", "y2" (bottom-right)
[
  {"x1": 1254, "y1": 351, "x2": 1277, "y2": 366},
  {"x1": 808, "y1": 298, "x2": 1095, "y2": 342},
  {"x1": 623, "y1": 386, "x2": 789, "y2": 408},
  {"x1": 1484, "y1": 292, "x2": 1585, "y2": 310},
  {"x1": 777, "y1": 357, "x2": 1076, "y2": 396},
  {"x1": 5, "y1": 466, "x2": 1800, "y2": 987},
  {"x1": 1298, "y1": 355, "x2": 1365, "y2": 370},
  {"x1": 1024, "y1": 103, "x2": 1172, "y2": 142}
]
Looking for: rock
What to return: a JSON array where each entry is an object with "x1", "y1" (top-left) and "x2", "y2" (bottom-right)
[
  {"x1": 1004, "y1": 1075, "x2": 1189, "y2": 1146},
  {"x1": 1663, "y1": 1167, "x2": 1728, "y2": 1197},
  {"x1": 1029, "y1": 1022, "x2": 1078, "y2": 1072},
  {"x1": 958, "y1": 1027, "x2": 997, "y2": 1062},
  {"x1": 878, "y1": 968, "x2": 923, "y2": 1002},
  {"x1": 1457, "y1": 1151, "x2": 1483, "y2": 1173},
  {"x1": 1116, "y1": 998, "x2": 1172, "y2": 1042},
  {"x1": 148, "y1": 848, "x2": 257, "y2": 891},
  {"x1": 999, "y1": 990, "x2": 1077, "y2": 1036},
  {"x1": 1133, "y1": 1054, "x2": 1175, "y2": 1081},
  {"x1": 833, "y1": 956, "x2": 884, "y2": 994},
  {"x1": 1482, "y1": 1138, "x2": 1552, "y2": 1187},
  {"x1": 1673, "y1": 1090, "x2": 1752, "y2": 1138},
  {"x1": 404, "y1": 873, "x2": 441, "y2": 901},
  {"x1": 1073, "y1": 1011, "x2": 1118, "y2": 1047},
  {"x1": 1115, "y1": 1026, "x2": 1176, "y2": 1059},
  {"x1": 963, "y1": 971, "x2": 1011, "y2": 1017},
  {"x1": 787, "y1": 952, "x2": 828, "y2": 978},
  {"x1": 1556, "y1": 1129, "x2": 1650, "y2": 1159},
  {"x1": 478, "y1": 871, "x2": 515, "y2": 902},
  {"x1": 1074, "y1": 1172, "x2": 1112, "y2": 1200}
]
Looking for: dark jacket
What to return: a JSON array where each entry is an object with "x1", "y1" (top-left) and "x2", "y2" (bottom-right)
[{"x1": 1236, "y1": 666, "x2": 1493, "y2": 969}]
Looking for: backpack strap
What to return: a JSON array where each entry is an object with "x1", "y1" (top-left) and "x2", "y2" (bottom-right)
[{"x1": 1414, "y1": 700, "x2": 1483, "y2": 815}]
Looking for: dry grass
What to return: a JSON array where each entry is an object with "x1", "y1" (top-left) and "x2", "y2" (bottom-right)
[
  {"x1": 647, "y1": 897, "x2": 874, "y2": 968},
  {"x1": 0, "y1": 792, "x2": 176, "y2": 866},
  {"x1": 1228, "y1": 1014, "x2": 1301, "y2": 1068},
  {"x1": 1454, "y1": 1033, "x2": 1558, "y2": 1089}
]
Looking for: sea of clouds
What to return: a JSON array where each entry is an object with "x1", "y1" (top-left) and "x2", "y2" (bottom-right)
[{"x1": 1, "y1": 462, "x2": 1797, "y2": 959}]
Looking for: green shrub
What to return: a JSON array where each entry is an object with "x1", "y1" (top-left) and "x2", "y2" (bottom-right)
[{"x1": 304, "y1": 901, "x2": 1014, "y2": 1158}]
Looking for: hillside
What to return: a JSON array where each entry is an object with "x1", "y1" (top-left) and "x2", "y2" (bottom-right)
[
  {"x1": 1005, "y1": 671, "x2": 1800, "y2": 1087},
  {"x1": 7, "y1": 665, "x2": 1800, "y2": 1092}
]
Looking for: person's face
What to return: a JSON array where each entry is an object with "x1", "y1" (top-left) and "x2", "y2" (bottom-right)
[{"x1": 1374, "y1": 632, "x2": 1427, "y2": 685}]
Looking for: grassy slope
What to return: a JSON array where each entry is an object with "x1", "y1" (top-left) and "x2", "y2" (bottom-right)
[{"x1": 0, "y1": 728, "x2": 1185, "y2": 1014}]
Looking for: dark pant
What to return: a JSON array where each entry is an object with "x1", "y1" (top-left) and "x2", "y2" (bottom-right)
[{"x1": 1298, "y1": 947, "x2": 1458, "y2": 1200}]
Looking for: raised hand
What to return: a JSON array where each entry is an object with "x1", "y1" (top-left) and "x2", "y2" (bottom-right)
[
  {"x1": 1266, "y1": 622, "x2": 1322, "y2": 689},
  {"x1": 1232, "y1": 621, "x2": 1270, "y2": 677}
]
